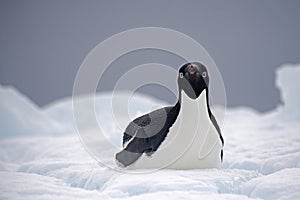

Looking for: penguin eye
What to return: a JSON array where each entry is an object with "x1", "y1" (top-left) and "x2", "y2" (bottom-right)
[
  {"x1": 202, "y1": 71, "x2": 207, "y2": 78},
  {"x1": 179, "y1": 72, "x2": 184, "y2": 78}
]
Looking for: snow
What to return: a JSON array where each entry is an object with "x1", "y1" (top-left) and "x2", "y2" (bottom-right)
[
  {"x1": 241, "y1": 168, "x2": 300, "y2": 200},
  {"x1": 0, "y1": 64, "x2": 300, "y2": 199}
]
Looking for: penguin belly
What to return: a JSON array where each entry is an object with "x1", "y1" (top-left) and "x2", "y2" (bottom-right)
[{"x1": 128, "y1": 90, "x2": 222, "y2": 169}]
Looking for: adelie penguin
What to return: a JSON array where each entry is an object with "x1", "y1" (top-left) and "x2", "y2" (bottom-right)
[{"x1": 115, "y1": 62, "x2": 224, "y2": 169}]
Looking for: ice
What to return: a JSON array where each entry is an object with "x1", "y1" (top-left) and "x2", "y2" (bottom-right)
[{"x1": 0, "y1": 64, "x2": 300, "y2": 199}]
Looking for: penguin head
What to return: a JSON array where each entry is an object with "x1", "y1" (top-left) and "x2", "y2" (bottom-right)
[{"x1": 178, "y1": 62, "x2": 209, "y2": 99}]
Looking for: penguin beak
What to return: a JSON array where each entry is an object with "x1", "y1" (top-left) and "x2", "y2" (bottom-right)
[{"x1": 188, "y1": 65, "x2": 197, "y2": 75}]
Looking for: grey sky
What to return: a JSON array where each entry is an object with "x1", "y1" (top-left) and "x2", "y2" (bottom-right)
[{"x1": 1, "y1": 0, "x2": 300, "y2": 112}]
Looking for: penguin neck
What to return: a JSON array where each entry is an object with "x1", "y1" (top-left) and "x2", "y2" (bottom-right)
[{"x1": 177, "y1": 88, "x2": 211, "y2": 117}]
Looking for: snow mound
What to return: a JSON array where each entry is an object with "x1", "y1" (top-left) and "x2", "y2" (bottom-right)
[
  {"x1": 241, "y1": 168, "x2": 300, "y2": 200},
  {"x1": 0, "y1": 85, "x2": 64, "y2": 137}
]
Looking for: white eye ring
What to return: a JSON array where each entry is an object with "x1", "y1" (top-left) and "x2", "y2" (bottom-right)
[
  {"x1": 179, "y1": 72, "x2": 184, "y2": 78},
  {"x1": 202, "y1": 71, "x2": 207, "y2": 78}
]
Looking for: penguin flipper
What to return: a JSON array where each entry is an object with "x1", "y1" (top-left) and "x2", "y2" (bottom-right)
[
  {"x1": 116, "y1": 104, "x2": 180, "y2": 167},
  {"x1": 122, "y1": 112, "x2": 151, "y2": 147},
  {"x1": 122, "y1": 106, "x2": 174, "y2": 147},
  {"x1": 116, "y1": 128, "x2": 150, "y2": 167},
  {"x1": 115, "y1": 150, "x2": 142, "y2": 167},
  {"x1": 209, "y1": 113, "x2": 224, "y2": 161}
]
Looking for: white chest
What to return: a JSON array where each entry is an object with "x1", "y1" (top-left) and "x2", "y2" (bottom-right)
[{"x1": 129, "y1": 90, "x2": 222, "y2": 169}]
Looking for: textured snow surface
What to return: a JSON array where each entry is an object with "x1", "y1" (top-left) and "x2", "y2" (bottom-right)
[{"x1": 0, "y1": 64, "x2": 300, "y2": 200}]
